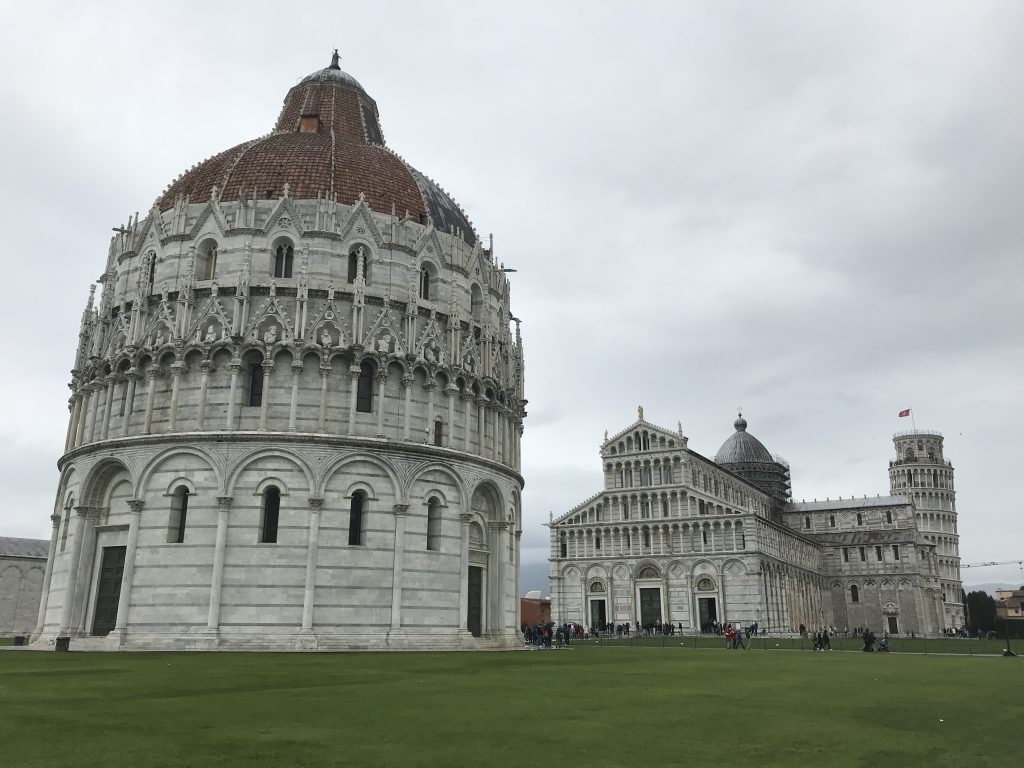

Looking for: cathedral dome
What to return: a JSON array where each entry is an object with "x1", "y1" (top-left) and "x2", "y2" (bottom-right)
[
  {"x1": 157, "y1": 52, "x2": 477, "y2": 245},
  {"x1": 714, "y1": 414, "x2": 774, "y2": 465}
]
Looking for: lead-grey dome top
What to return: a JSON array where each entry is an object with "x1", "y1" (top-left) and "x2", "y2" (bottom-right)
[
  {"x1": 297, "y1": 49, "x2": 366, "y2": 93},
  {"x1": 714, "y1": 414, "x2": 774, "y2": 465}
]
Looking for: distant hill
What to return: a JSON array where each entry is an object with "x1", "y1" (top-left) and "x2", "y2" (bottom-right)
[{"x1": 964, "y1": 582, "x2": 1023, "y2": 596}]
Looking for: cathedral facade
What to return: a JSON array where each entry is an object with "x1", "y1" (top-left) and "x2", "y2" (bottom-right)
[
  {"x1": 33, "y1": 54, "x2": 526, "y2": 651},
  {"x1": 548, "y1": 412, "x2": 963, "y2": 636}
]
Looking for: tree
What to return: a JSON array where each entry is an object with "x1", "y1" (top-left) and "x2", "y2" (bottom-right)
[{"x1": 964, "y1": 590, "x2": 997, "y2": 634}]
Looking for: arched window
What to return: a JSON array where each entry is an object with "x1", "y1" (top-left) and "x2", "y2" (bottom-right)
[
  {"x1": 348, "y1": 250, "x2": 368, "y2": 286},
  {"x1": 274, "y1": 244, "x2": 293, "y2": 278},
  {"x1": 804, "y1": 516, "x2": 811, "y2": 529},
  {"x1": 433, "y1": 418, "x2": 443, "y2": 447},
  {"x1": 168, "y1": 485, "x2": 189, "y2": 543},
  {"x1": 206, "y1": 244, "x2": 217, "y2": 279},
  {"x1": 420, "y1": 267, "x2": 430, "y2": 300},
  {"x1": 471, "y1": 284, "x2": 483, "y2": 322},
  {"x1": 661, "y1": 498, "x2": 669, "y2": 517},
  {"x1": 356, "y1": 359, "x2": 375, "y2": 413},
  {"x1": 850, "y1": 585, "x2": 859, "y2": 603},
  {"x1": 622, "y1": 499, "x2": 630, "y2": 520},
  {"x1": 247, "y1": 363, "x2": 264, "y2": 407},
  {"x1": 663, "y1": 464, "x2": 672, "y2": 484},
  {"x1": 349, "y1": 491, "x2": 366, "y2": 546},
  {"x1": 198, "y1": 243, "x2": 218, "y2": 280},
  {"x1": 829, "y1": 514, "x2": 836, "y2": 528},
  {"x1": 426, "y1": 496, "x2": 441, "y2": 551},
  {"x1": 260, "y1": 486, "x2": 280, "y2": 543},
  {"x1": 643, "y1": 529, "x2": 651, "y2": 548},
  {"x1": 857, "y1": 512, "x2": 863, "y2": 526}
]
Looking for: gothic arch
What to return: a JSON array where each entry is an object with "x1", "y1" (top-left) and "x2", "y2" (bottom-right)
[
  {"x1": 469, "y1": 480, "x2": 505, "y2": 522},
  {"x1": 406, "y1": 462, "x2": 467, "y2": 510},
  {"x1": 225, "y1": 447, "x2": 314, "y2": 497},
  {"x1": 136, "y1": 445, "x2": 225, "y2": 497},
  {"x1": 80, "y1": 457, "x2": 135, "y2": 508},
  {"x1": 318, "y1": 453, "x2": 400, "y2": 500}
]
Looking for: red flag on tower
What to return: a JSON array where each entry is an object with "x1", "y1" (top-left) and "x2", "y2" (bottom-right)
[{"x1": 898, "y1": 408, "x2": 911, "y2": 418}]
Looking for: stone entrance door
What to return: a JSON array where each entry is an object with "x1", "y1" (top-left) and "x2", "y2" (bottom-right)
[
  {"x1": 639, "y1": 587, "x2": 661, "y2": 627},
  {"x1": 887, "y1": 616, "x2": 899, "y2": 634},
  {"x1": 467, "y1": 566, "x2": 483, "y2": 637},
  {"x1": 589, "y1": 599, "x2": 606, "y2": 629},
  {"x1": 91, "y1": 546, "x2": 126, "y2": 636},
  {"x1": 698, "y1": 597, "x2": 717, "y2": 629}
]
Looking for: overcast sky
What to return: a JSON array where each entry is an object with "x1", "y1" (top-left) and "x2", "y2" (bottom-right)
[{"x1": 1, "y1": 2, "x2": 1022, "y2": 593}]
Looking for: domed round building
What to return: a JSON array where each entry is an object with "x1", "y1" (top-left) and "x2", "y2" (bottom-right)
[{"x1": 33, "y1": 54, "x2": 527, "y2": 651}]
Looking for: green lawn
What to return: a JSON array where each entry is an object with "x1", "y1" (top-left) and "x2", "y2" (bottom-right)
[{"x1": 0, "y1": 647, "x2": 1019, "y2": 767}]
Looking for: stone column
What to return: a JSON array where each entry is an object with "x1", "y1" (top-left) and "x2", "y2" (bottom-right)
[
  {"x1": 301, "y1": 498, "x2": 323, "y2": 633},
  {"x1": 425, "y1": 380, "x2": 437, "y2": 444},
  {"x1": 445, "y1": 385, "x2": 457, "y2": 448},
  {"x1": 390, "y1": 503, "x2": 409, "y2": 629},
  {"x1": 196, "y1": 361, "x2": 211, "y2": 430},
  {"x1": 100, "y1": 375, "x2": 116, "y2": 440},
  {"x1": 461, "y1": 391, "x2": 474, "y2": 451},
  {"x1": 75, "y1": 388, "x2": 90, "y2": 447},
  {"x1": 317, "y1": 365, "x2": 330, "y2": 432},
  {"x1": 375, "y1": 371, "x2": 387, "y2": 437},
  {"x1": 167, "y1": 363, "x2": 184, "y2": 431},
  {"x1": 206, "y1": 496, "x2": 232, "y2": 634},
  {"x1": 86, "y1": 382, "x2": 102, "y2": 444},
  {"x1": 288, "y1": 362, "x2": 303, "y2": 431},
  {"x1": 347, "y1": 366, "x2": 360, "y2": 435},
  {"x1": 401, "y1": 375, "x2": 414, "y2": 441},
  {"x1": 58, "y1": 507, "x2": 91, "y2": 637},
  {"x1": 65, "y1": 395, "x2": 81, "y2": 452},
  {"x1": 225, "y1": 361, "x2": 241, "y2": 430},
  {"x1": 113, "y1": 499, "x2": 144, "y2": 641},
  {"x1": 496, "y1": 408, "x2": 505, "y2": 464},
  {"x1": 458, "y1": 513, "x2": 472, "y2": 631},
  {"x1": 514, "y1": 530, "x2": 522, "y2": 632},
  {"x1": 121, "y1": 370, "x2": 139, "y2": 436},
  {"x1": 143, "y1": 367, "x2": 159, "y2": 435},
  {"x1": 477, "y1": 397, "x2": 487, "y2": 458},
  {"x1": 33, "y1": 513, "x2": 61, "y2": 638},
  {"x1": 258, "y1": 361, "x2": 274, "y2": 430},
  {"x1": 75, "y1": 509, "x2": 101, "y2": 635},
  {"x1": 488, "y1": 521, "x2": 506, "y2": 634}
]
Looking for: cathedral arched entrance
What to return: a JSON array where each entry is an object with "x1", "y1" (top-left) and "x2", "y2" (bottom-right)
[
  {"x1": 695, "y1": 576, "x2": 718, "y2": 631},
  {"x1": 634, "y1": 566, "x2": 664, "y2": 629},
  {"x1": 588, "y1": 581, "x2": 607, "y2": 629}
]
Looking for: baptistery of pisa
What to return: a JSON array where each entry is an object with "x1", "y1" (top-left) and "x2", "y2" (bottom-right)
[{"x1": 33, "y1": 54, "x2": 526, "y2": 650}]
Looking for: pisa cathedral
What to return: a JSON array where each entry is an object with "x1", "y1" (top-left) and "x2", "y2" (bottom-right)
[
  {"x1": 549, "y1": 411, "x2": 964, "y2": 636},
  {"x1": 32, "y1": 54, "x2": 526, "y2": 651}
]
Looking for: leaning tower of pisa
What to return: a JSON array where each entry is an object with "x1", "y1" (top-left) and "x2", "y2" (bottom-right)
[{"x1": 889, "y1": 430, "x2": 963, "y2": 629}]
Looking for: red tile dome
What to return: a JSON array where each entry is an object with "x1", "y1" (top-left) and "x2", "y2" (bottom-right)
[{"x1": 158, "y1": 52, "x2": 477, "y2": 245}]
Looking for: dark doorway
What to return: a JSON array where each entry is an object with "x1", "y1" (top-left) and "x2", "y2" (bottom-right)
[
  {"x1": 590, "y1": 599, "x2": 607, "y2": 630},
  {"x1": 468, "y1": 566, "x2": 483, "y2": 637},
  {"x1": 92, "y1": 546, "x2": 126, "y2": 636},
  {"x1": 698, "y1": 597, "x2": 718, "y2": 629},
  {"x1": 639, "y1": 587, "x2": 662, "y2": 627},
  {"x1": 887, "y1": 616, "x2": 899, "y2": 635}
]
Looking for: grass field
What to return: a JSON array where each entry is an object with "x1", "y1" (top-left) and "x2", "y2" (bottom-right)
[{"x1": 0, "y1": 646, "x2": 1019, "y2": 768}]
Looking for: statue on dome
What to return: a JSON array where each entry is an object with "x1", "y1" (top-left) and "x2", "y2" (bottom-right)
[{"x1": 638, "y1": 405, "x2": 644, "y2": 421}]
